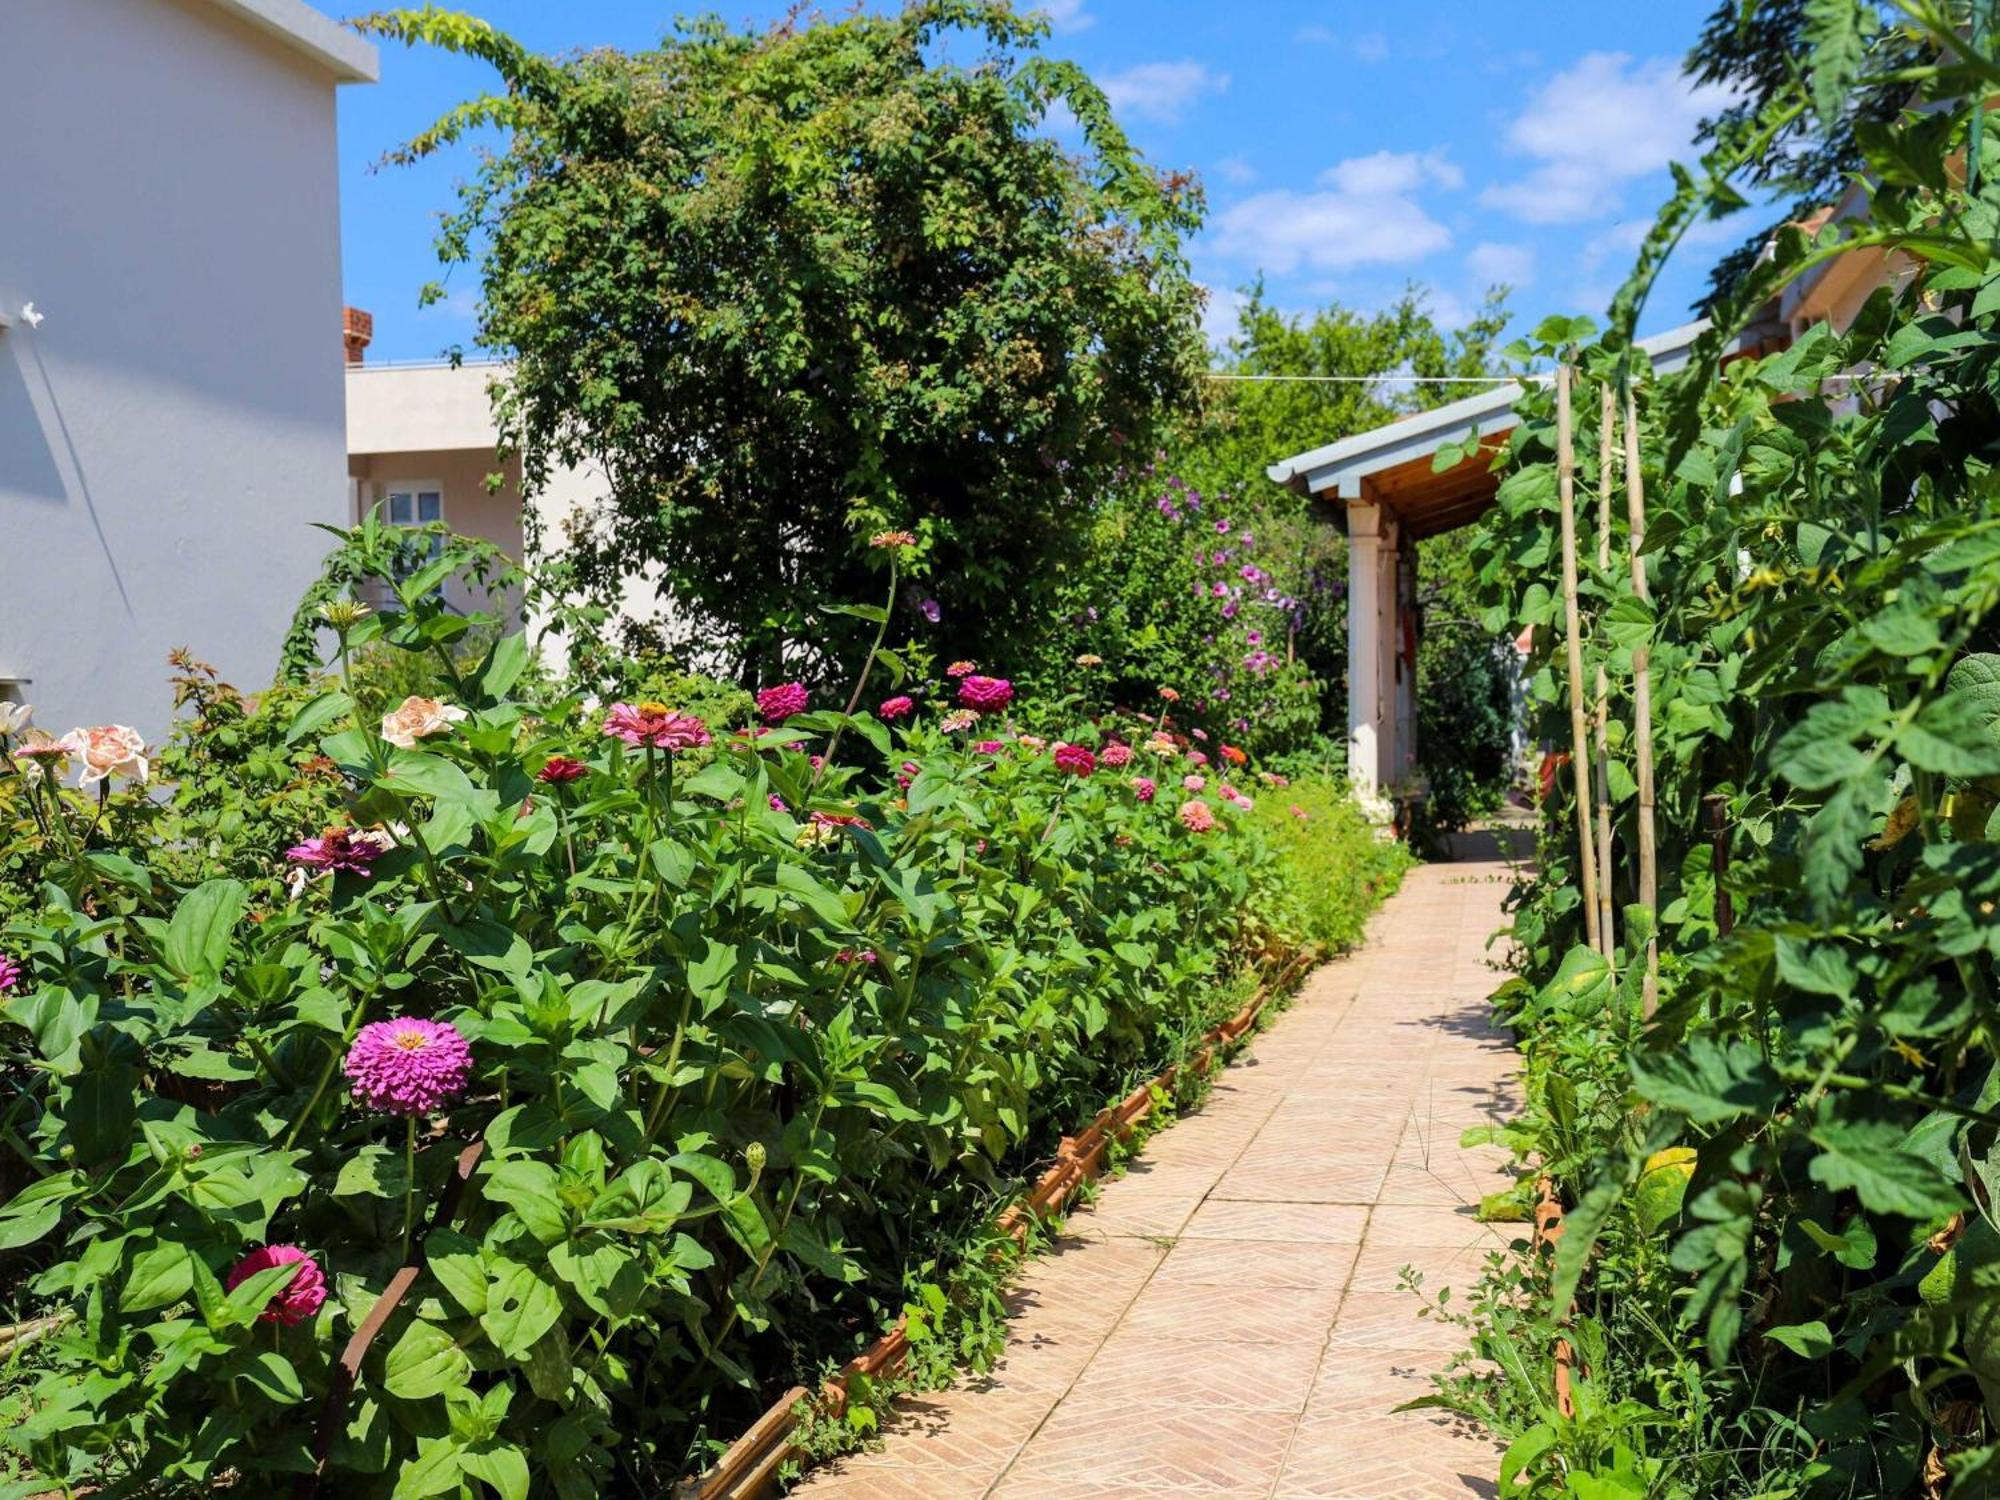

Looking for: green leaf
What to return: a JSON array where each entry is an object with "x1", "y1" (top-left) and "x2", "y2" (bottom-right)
[
  {"x1": 241, "y1": 1350, "x2": 305, "y2": 1404},
  {"x1": 481, "y1": 1258, "x2": 563, "y2": 1360},
  {"x1": 285, "y1": 689, "x2": 355, "y2": 745},
  {"x1": 427, "y1": 1228, "x2": 489, "y2": 1316},
  {"x1": 1763, "y1": 1320, "x2": 1833, "y2": 1358},
  {"x1": 461, "y1": 1442, "x2": 531, "y2": 1500},
  {"x1": 383, "y1": 1319, "x2": 472, "y2": 1401},
  {"x1": 482, "y1": 1160, "x2": 569, "y2": 1245},
  {"x1": 334, "y1": 1145, "x2": 410, "y2": 1200},
  {"x1": 478, "y1": 633, "x2": 532, "y2": 702},
  {"x1": 391, "y1": 1435, "x2": 465, "y2": 1499},
  {"x1": 121, "y1": 1243, "x2": 194, "y2": 1312},
  {"x1": 1631, "y1": 1037, "x2": 1784, "y2": 1124},
  {"x1": 162, "y1": 879, "x2": 248, "y2": 982},
  {"x1": 1550, "y1": 1176, "x2": 1621, "y2": 1317},
  {"x1": 1808, "y1": 1118, "x2": 1963, "y2": 1220}
]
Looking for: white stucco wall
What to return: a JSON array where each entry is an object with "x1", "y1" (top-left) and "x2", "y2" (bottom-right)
[{"x1": 0, "y1": 0, "x2": 371, "y2": 736}]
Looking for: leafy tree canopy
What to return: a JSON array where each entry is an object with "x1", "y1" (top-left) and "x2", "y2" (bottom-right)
[{"x1": 361, "y1": 2, "x2": 1207, "y2": 687}]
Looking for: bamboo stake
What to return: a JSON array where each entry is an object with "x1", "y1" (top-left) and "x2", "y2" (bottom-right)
[
  {"x1": 1623, "y1": 382, "x2": 1660, "y2": 1012},
  {"x1": 1592, "y1": 383, "x2": 1617, "y2": 961},
  {"x1": 1555, "y1": 364, "x2": 1603, "y2": 956}
]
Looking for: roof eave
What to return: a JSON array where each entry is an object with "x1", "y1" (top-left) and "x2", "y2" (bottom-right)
[{"x1": 205, "y1": 0, "x2": 379, "y2": 83}]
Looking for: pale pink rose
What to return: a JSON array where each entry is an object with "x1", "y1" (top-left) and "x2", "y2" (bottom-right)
[
  {"x1": 380, "y1": 695, "x2": 468, "y2": 749},
  {"x1": 58, "y1": 725, "x2": 147, "y2": 787}
]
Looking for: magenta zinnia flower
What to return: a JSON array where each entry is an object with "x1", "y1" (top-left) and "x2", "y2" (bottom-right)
[
  {"x1": 602, "y1": 702, "x2": 711, "y2": 750},
  {"x1": 286, "y1": 826, "x2": 388, "y2": 877},
  {"x1": 225, "y1": 1245, "x2": 327, "y2": 1326},
  {"x1": 975, "y1": 739, "x2": 1005, "y2": 754},
  {"x1": 957, "y1": 675, "x2": 1013, "y2": 712},
  {"x1": 537, "y1": 756, "x2": 589, "y2": 784},
  {"x1": 879, "y1": 695, "x2": 914, "y2": 721},
  {"x1": 344, "y1": 1018, "x2": 472, "y2": 1116},
  {"x1": 1053, "y1": 743, "x2": 1096, "y2": 777},
  {"x1": 0, "y1": 954, "x2": 20, "y2": 992},
  {"x1": 1131, "y1": 776, "x2": 1157, "y2": 803},
  {"x1": 756, "y1": 683, "x2": 809, "y2": 724},
  {"x1": 1178, "y1": 800, "x2": 1216, "y2": 833}
]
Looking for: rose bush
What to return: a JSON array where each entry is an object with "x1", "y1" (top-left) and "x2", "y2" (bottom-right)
[{"x1": 0, "y1": 537, "x2": 1391, "y2": 1496}]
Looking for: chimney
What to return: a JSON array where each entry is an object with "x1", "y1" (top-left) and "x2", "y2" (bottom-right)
[{"x1": 343, "y1": 306, "x2": 373, "y2": 365}]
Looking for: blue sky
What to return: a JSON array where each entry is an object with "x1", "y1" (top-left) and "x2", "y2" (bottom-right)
[{"x1": 338, "y1": 1, "x2": 1753, "y2": 364}]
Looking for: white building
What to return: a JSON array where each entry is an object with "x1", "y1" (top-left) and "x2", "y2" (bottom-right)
[
  {"x1": 0, "y1": 0, "x2": 377, "y2": 734},
  {"x1": 344, "y1": 349, "x2": 665, "y2": 671}
]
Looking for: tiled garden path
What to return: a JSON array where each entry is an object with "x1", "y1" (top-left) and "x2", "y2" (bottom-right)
[{"x1": 792, "y1": 827, "x2": 1529, "y2": 1499}]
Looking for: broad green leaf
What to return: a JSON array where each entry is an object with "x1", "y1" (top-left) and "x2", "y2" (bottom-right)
[
  {"x1": 1808, "y1": 1118, "x2": 1963, "y2": 1220},
  {"x1": 383, "y1": 1319, "x2": 471, "y2": 1401},
  {"x1": 285, "y1": 688, "x2": 355, "y2": 745},
  {"x1": 162, "y1": 880, "x2": 248, "y2": 982},
  {"x1": 481, "y1": 1258, "x2": 563, "y2": 1360},
  {"x1": 427, "y1": 1228, "x2": 488, "y2": 1316}
]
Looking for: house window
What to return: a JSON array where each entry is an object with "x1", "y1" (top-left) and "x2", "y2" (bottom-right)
[{"x1": 383, "y1": 485, "x2": 443, "y2": 530}]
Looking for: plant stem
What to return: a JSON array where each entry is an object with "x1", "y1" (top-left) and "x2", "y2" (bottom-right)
[{"x1": 401, "y1": 1115, "x2": 418, "y2": 1264}]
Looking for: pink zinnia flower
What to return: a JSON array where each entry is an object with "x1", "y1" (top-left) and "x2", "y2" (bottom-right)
[
  {"x1": 1187, "y1": 750, "x2": 1209, "y2": 767},
  {"x1": 768, "y1": 794, "x2": 788, "y2": 812},
  {"x1": 945, "y1": 661, "x2": 978, "y2": 678},
  {"x1": 1290, "y1": 804, "x2": 1311, "y2": 821},
  {"x1": 940, "y1": 709, "x2": 980, "y2": 733},
  {"x1": 1183, "y1": 774, "x2": 1206, "y2": 792},
  {"x1": 1053, "y1": 743, "x2": 1095, "y2": 776},
  {"x1": 958, "y1": 676, "x2": 1014, "y2": 712},
  {"x1": 344, "y1": 1018, "x2": 472, "y2": 1116},
  {"x1": 1158, "y1": 687, "x2": 1180, "y2": 703},
  {"x1": 602, "y1": 702, "x2": 711, "y2": 750},
  {"x1": 224, "y1": 1245, "x2": 327, "y2": 1326},
  {"x1": 879, "y1": 695, "x2": 914, "y2": 721},
  {"x1": 0, "y1": 954, "x2": 19, "y2": 992},
  {"x1": 1178, "y1": 800, "x2": 1216, "y2": 833},
  {"x1": 1016, "y1": 734, "x2": 1046, "y2": 753},
  {"x1": 1131, "y1": 776, "x2": 1157, "y2": 803},
  {"x1": 537, "y1": 756, "x2": 588, "y2": 784},
  {"x1": 869, "y1": 529, "x2": 918, "y2": 549},
  {"x1": 1100, "y1": 743, "x2": 1133, "y2": 768},
  {"x1": 286, "y1": 826, "x2": 388, "y2": 878},
  {"x1": 896, "y1": 759, "x2": 921, "y2": 789},
  {"x1": 975, "y1": 739, "x2": 1005, "y2": 754},
  {"x1": 757, "y1": 683, "x2": 809, "y2": 724},
  {"x1": 834, "y1": 948, "x2": 878, "y2": 966}
]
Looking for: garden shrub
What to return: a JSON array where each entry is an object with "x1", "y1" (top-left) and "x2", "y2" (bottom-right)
[
  {"x1": 1425, "y1": 14, "x2": 2000, "y2": 1492},
  {"x1": 1248, "y1": 779, "x2": 1412, "y2": 954},
  {"x1": 0, "y1": 532, "x2": 1388, "y2": 1497}
]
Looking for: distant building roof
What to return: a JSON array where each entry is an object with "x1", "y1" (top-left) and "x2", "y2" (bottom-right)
[{"x1": 203, "y1": 0, "x2": 378, "y2": 83}]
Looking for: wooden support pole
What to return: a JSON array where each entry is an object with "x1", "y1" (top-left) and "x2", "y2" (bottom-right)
[
  {"x1": 1623, "y1": 382, "x2": 1659, "y2": 1012},
  {"x1": 1556, "y1": 364, "x2": 1603, "y2": 957},
  {"x1": 1592, "y1": 383, "x2": 1617, "y2": 960}
]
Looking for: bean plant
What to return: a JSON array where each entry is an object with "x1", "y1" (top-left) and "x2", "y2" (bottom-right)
[{"x1": 1431, "y1": 4, "x2": 2000, "y2": 1492}]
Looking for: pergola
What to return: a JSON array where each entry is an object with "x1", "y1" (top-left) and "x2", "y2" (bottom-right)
[{"x1": 1265, "y1": 317, "x2": 1770, "y2": 804}]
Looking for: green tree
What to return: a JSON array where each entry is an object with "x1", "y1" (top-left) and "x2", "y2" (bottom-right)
[{"x1": 362, "y1": 2, "x2": 1206, "y2": 688}]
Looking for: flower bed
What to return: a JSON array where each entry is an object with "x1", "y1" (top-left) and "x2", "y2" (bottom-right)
[{"x1": 0, "y1": 554, "x2": 1396, "y2": 1496}]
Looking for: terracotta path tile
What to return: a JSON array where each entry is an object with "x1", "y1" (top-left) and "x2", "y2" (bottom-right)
[{"x1": 788, "y1": 828, "x2": 1528, "y2": 1498}]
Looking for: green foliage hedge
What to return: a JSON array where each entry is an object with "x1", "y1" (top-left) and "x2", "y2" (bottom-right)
[{"x1": 0, "y1": 539, "x2": 1397, "y2": 1496}]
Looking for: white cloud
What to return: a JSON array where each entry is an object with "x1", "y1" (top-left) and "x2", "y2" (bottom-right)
[
  {"x1": 1353, "y1": 32, "x2": 1389, "y2": 64},
  {"x1": 1214, "y1": 154, "x2": 1258, "y2": 186},
  {"x1": 1211, "y1": 149, "x2": 1459, "y2": 275},
  {"x1": 1479, "y1": 53, "x2": 1736, "y2": 225},
  {"x1": 1032, "y1": 0, "x2": 1095, "y2": 34},
  {"x1": 1467, "y1": 241, "x2": 1535, "y2": 289},
  {"x1": 1098, "y1": 61, "x2": 1230, "y2": 125}
]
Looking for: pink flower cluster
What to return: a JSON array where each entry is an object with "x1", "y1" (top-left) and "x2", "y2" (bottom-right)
[
  {"x1": 1052, "y1": 743, "x2": 1095, "y2": 777},
  {"x1": 879, "y1": 695, "x2": 914, "y2": 721},
  {"x1": 603, "y1": 703, "x2": 711, "y2": 750},
  {"x1": 1100, "y1": 743, "x2": 1133, "y2": 769},
  {"x1": 957, "y1": 675, "x2": 1014, "y2": 712},
  {"x1": 286, "y1": 826, "x2": 389, "y2": 877},
  {"x1": 757, "y1": 683, "x2": 809, "y2": 724},
  {"x1": 225, "y1": 1245, "x2": 327, "y2": 1326},
  {"x1": 344, "y1": 1017, "x2": 472, "y2": 1116}
]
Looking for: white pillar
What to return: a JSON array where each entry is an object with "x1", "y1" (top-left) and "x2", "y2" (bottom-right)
[
  {"x1": 1346, "y1": 501, "x2": 1391, "y2": 800},
  {"x1": 1393, "y1": 534, "x2": 1418, "y2": 782}
]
